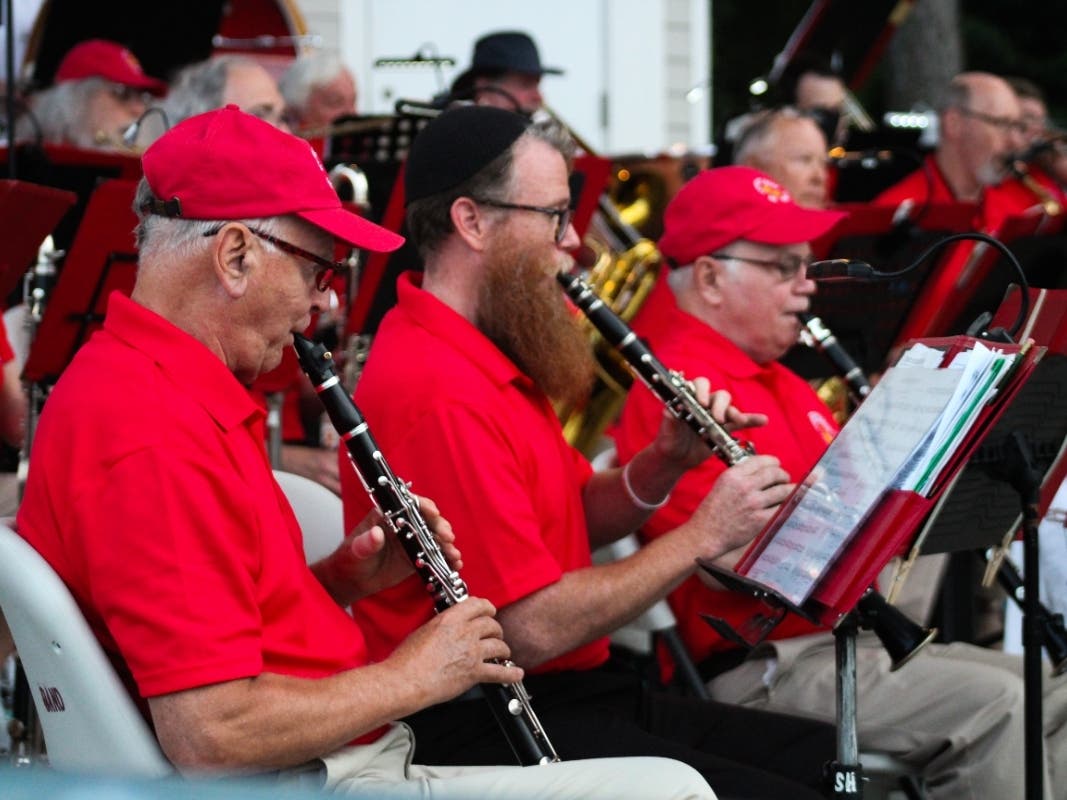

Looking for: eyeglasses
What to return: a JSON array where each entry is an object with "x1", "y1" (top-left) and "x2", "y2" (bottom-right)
[
  {"x1": 108, "y1": 84, "x2": 151, "y2": 106},
  {"x1": 955, "y1": 106, "x2": 1026, "y2": 135},
  {"x1": 203, "y1": 226, "x2": 346, "y2": 292},
  {"x1": 472, "y1": 198, "x2": 573, "y2": 245},
  {"x1": 710, "y1": 252, "x2": 814, "y2": 282}
]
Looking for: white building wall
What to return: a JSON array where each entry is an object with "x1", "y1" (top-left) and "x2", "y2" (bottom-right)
[{"x1": 291, "y1": 0, "x2": 709, "y2": 156}]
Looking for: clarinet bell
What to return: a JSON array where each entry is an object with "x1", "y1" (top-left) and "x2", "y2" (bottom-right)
[
  {"x1": 1041, "y1": 613, "x2": 1067, "y2": 676},
  {"x1": 855, "y1": 591, "x2": 938, "y2": 671}
]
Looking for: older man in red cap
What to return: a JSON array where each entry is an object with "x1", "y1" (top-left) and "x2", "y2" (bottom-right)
[
  {"x1": 614, "y1": 165, "x2": 1067, "y2": 800},
  {"x1": 23, "y1": 38, "x2": 166, "y2": 150},
  {"x1": 14, "y1": 106, "x2": 709, "y2": 799}
]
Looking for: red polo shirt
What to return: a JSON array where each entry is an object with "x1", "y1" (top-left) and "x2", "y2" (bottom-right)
[
  {"x1": 344, "y1": 272, "x2": 610, "y2": 674},
  {"x1": 18, "y1": 293, "x2": 374, "y2": 709},
  {"x1": 612, "y1": 310, "x2": 839, "y2": 664}
]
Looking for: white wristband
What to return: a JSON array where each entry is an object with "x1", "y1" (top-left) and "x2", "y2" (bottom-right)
[{"x1": 621, "y1": 460, "x2": 670, "y2": 511}]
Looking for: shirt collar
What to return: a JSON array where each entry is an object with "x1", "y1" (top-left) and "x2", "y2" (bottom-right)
[
  {"x1": 103, "y1": 291, "x2": 262, "y2": 431},
  {"x1": 395, "y1": 272, "x2": 533, "y2": 390}
]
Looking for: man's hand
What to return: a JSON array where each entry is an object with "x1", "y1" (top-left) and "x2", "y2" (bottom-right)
[
  {"x1": 685, "y1": 454, "x2": 793, "y2": 559},
  {"x1": 313, "y1": 495, "x2": 461, "y2": 605},
  {"x1": 653, "y1": 379, "x2": 769, "y2": 471},
  {"x1": 386, "y1": 597, "x2": 524, "y2": 707}
]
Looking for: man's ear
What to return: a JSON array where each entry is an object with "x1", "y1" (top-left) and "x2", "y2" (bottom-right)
[
  {"x1": 450, "y1": 197, "x2": 494, "y2": 252},
  {"x1": 211, "y1": 223, "x2": 255, "y2": 299},
  {"x1": 693, "y1": 255, "x2": 726, "y2": 306}
]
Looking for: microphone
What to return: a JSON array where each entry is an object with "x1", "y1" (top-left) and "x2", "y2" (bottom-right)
[
  {"x1": 805, "y1": 258, "x2": 879, "y2": 282},
  {"x1": 121, "y1": 107, "x2": 170, "y2": 148},
  {"x1": 827, "y1": 148, "x2": 894, "y2": 169}
]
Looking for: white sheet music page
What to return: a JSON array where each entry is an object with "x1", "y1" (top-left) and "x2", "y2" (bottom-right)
[{"x1": 743, "y1": 363, "x2": 964, "y2": 606}]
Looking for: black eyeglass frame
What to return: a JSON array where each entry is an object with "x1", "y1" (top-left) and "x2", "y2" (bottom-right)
[
  {"x1": 954, "y1": 106, "x2": 1026, "y2": 135},
  {"x1": 709, "y1": 252, "x2": 814, "y2": 282},
  {"x1": 202, "y1": 225, "x2": 347, "y2": 292},
  {"x1": 471, "y1": 198, "x2": 573, "y2": 245}
]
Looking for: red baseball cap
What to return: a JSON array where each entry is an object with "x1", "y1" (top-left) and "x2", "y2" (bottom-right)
[
  {"x1": 55, "y1": 39, "x2": 167, "y2": 96},
  {"x1": 141, "y1": 106, "x2": 404, "y2": 253},
  {"x1": 658, "y1": 166, "x2": 846, "y2": 266}
]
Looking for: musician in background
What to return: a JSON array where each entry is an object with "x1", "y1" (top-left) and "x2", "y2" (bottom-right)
[
  {"x1": 447, "y1": 31, "x2": 560, "y2": 116},
  {"x1": 344, "y1": 104, "x2": 837, "y2": 800},
  {"x1": 733, "y1": 107, "x2": 830, "y2": 209},
  {"x1": 873, "y1": 71, "x2": 1027, "y2": 228},
  {"x1": 279, "y1": 51, "x2": 358, "y2": 133},
  {"x1": 161, "y1": 55, "x2": 288, "y2": 132},
  {"x1": 13, "y1": 106, "x2": 697, "y2": 799},
  {"x1": 1005, "y1": 77, "x2": 1067, "y2": 199},
  {"x1": 18, "y1": 38, "x2": 166, "y2": 151},
  {"x1": 775, "y1": 53, "x2": 849, "y2": 147},
  {"x1": 613, "y1": 165, "x2": 1067, "y2": 800}
]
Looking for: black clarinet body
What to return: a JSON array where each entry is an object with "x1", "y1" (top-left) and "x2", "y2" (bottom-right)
[
  {"x1": 557, "y1": 270, "x2": 751, "y2": 466},
  {"x1": 292, "y1": 334, "x2": 560, "y2": 766},
  {"x1": 797, "y1": 313, "x2": 871, "y2": 405}
]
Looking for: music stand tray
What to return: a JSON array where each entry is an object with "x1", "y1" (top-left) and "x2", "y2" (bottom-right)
[{"x1": 0, "y1": 180, "x2": 78, "y2": 302}]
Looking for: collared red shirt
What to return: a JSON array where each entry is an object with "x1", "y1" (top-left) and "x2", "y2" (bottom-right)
[
  {"x1": 17, "y1": 292, "x2": 374, "y2": 711},
  {"x1": 612, "y1": 309, "x2": 839, "y2": 664},
  {"x1": 344, "y1": 272, "x2": 610, "y2": 674}
]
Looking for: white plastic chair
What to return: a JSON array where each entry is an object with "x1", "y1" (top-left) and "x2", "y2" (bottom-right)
[
  {"x1": 273, "y1": 469, "x2": 346, "y2": 563},
  {"x1": 0, "y1": 521, "x2": 172, "y2": 776}
]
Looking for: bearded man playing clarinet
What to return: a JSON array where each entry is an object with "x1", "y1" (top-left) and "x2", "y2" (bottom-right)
[
  {"x1": 342, "y1": 105, "x2": 837, "y2": 800},
  {"x1": 14, "y1": 105, "x2": 716, "y2": 800},
  {"x1": 613, "y1": 165, "x2": 1067, "y2": 800}
]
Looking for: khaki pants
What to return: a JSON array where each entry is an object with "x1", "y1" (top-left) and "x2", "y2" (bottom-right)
[
  {"x1": 311, "y1": 723, "x2": 716, "y2": 800},
  {"x1": 708, "y1": 632, "x2": 1067, "y2": 800}
]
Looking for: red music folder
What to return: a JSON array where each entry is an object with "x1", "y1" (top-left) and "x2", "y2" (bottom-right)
[
  {"x1": 23, "y1": 179, "x2": 139, "y2": 383},
  {"x1": 703, "y1": 334, "x2": 1043, "y2": 632},
  {"x1": 0, "y1": 180, "x2": 78, "y2": 301}
]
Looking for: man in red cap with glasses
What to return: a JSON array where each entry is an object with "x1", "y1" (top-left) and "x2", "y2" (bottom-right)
[
  {"x1": 14, "y1": 106, "x2": 712, "y2": 799},
  {"x1": 22, "y1": 38, "x2": 166, "y2": 150},
  {"x1": 614, "y1": 165, "x2": 1067, "y2": 799}
]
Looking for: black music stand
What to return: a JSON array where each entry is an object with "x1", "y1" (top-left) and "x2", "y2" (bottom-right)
[
  {"x1": 23, "y1": 179, "x2": 139, "y2": 385},
  {"x1": 701, "y1": 336, "x2": 1043, "y2": 798}
]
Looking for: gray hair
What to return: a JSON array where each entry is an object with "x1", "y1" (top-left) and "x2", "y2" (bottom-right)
[
  {"x1": 132, "y1": 176, "x2": 286, "y2": 262},
  {"x1": 163, "y1": 56, "x2": 254, "y2": 127},
  {"x1": 939, "y1": 77, "x2": 972, "y2": 116},
  {"x1": 733, "y1": 106, "x2": 808, "y2": 167},
  {"x1": 278, "y1": 51, "x2": 347, "y2": 116},
  {"x1": 26, "y1": 77, "x2": 111, "y2": 147},
  {"x1": 405, "y1": 117, "x2": 575, "y2": 261}
]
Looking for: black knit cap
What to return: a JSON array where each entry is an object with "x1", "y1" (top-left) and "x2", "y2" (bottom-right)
[{"x1": 404, "y1": 105, "x2": 529, "y2": 204}]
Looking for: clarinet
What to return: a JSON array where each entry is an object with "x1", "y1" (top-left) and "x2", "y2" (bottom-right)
[
  {"x1": 558, "y1": 271, "x2": 935, "y2": 657},
  {"x1": 797, "y1": 313, "x2": 871, "y2": 405},
  {"x1": 292, "y1": 334, "x2": 560, "y2": 767},
  {"x1": 558, "y1": 269, "x2": 751, "y2": 466}
]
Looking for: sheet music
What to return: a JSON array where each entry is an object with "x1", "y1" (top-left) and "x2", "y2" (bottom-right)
[{"x1": 744, "y1": 364, "x2": 964, "y2": 605}]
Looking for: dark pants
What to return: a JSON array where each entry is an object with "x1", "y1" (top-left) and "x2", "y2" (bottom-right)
[{"x1": 405, "y1": 661, "x2": 833, "y2": 800}]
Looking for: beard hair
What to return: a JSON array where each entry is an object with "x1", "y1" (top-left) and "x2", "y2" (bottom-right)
[{"x1": 475, "y1": 238, "x2": 595, "y2": 408}]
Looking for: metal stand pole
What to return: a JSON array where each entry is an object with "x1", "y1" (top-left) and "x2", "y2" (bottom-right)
[{"x1": 829, "y1": 615, "x2": 863, "y2": 798}]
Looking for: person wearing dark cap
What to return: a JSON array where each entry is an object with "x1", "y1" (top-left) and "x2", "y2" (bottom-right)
[
  {"x1": 343, "y1": 103, "x2": 838, "y2": 799},
  {"x1": 448, "y1": 30, "x2": 561, "y2": 115},
  {"x1": 14, "y1": 106, "x2": 709, "y2": 799},
  {"x1": 20, "y1": 38, "x2": 166, "y2": 150},
  {"x1": 614, "y1": 165, "x2": 1067, "y2": 800}
]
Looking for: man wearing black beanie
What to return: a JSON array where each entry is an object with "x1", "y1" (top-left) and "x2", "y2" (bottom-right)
[{"x1": 341, "y1": 104, "x2": 836, "y2": 799}]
